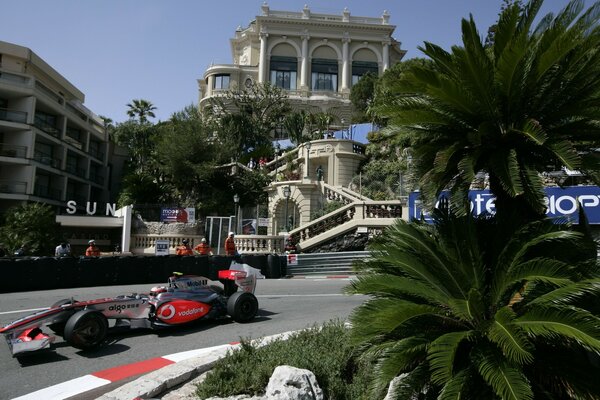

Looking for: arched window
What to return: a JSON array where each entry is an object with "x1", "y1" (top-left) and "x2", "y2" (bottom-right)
[
  {"x1": 311, "y1": 59, "x2": 338, "y2": 91},
  {"x1": 351, "y1": 61, "x2": 378, "y2": 86},
  {"x1": 270, "y1": 56, "x2": 297, "y2": 90}
]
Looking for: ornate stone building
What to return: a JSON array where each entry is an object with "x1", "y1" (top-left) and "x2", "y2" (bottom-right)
[{"x1": 198, "y1": 3, "x2": 405, "y2": 131}]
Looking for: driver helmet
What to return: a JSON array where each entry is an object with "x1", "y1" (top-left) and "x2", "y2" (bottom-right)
[
  {"x1": 201, "y1": 238, "x2": 207, "y2": 243},
  {"x1": 228, "y1": 231, "x2": 234, "y2": 237},
  {"x1": 150, "y1": 286, "x2": 167, "y2": 296},
  {"x1": 182, "y1": 239, "x2": 189, "y2": 245},
  {"x1": 88, "y1": 240, "x2": 95, "y2": 245}
]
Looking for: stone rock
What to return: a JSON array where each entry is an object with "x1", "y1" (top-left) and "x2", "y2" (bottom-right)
[
  {"x1": 264, "y1": 365, "x2": 323, "y2": 400},
  {"x1": 203, "y1": 365, "x2": 323, "y2": 400}
]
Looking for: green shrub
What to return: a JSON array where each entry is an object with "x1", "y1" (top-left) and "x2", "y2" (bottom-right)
[{"x1": 195, "y1": 320, "x2": 371, "y2": 399}]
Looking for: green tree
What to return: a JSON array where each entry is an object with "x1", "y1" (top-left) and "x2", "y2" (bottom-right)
[
  {"x1": 374, "y1": 0, "x2": 600, "y2": 220},
  {"x1": 283, "y1": 111, "x2": 308, "y2": 146},
  {"x1": 206, "y1": 82, "x2": 291, "y2": 159},
  {"x1": 126, "y1": 99, "x2": 157, "y2": 123},
  {"x1": 349, "y1": 72, "x2": 378, "y2": 123},
  {"x1": 347, "y1": 212, "x2": 600, "y2": 399},
  {"x1": 0, "y1": 202, "x2": 60, "y2": 255}
]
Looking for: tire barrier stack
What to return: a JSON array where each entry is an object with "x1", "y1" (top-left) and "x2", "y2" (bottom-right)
[{"x1": 0, "y1": 253, "x2": 288, "y2": 293}]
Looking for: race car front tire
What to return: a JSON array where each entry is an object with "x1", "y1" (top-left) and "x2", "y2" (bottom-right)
[
  {"x1": 227, "y1": 292, "x2": 258, "y2": 323},
  {"x1": 48, "y1": 298, "x2": 78, "y2": 336},
  {"x1": 63, "y1": 310, "x2": 108, "y2": 350}
]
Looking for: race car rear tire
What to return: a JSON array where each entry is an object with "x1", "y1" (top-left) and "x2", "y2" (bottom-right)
[
  {"x1": 227, "y1": 292, "x2": 258, "y2": 323},
  {"x1": 48, "y1": 298, "x2": 78, "y2": 336},
  {"x1": 64, "y1": 310, "x2": 108, "y2": 350}
]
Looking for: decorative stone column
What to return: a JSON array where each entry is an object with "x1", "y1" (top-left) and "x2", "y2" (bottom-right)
[
  {"x1": 341, "y1": 35, "x2": 350, "y2": 91},
  {"x1": 301, "y1": 31, "x2": 309, "y2": 89},
  {"x1": 259, "y1": 30, "x2": 268, "y2": 83},
  {"x1": 382, "y1": 39, "x2": 390, "y2": 71}
]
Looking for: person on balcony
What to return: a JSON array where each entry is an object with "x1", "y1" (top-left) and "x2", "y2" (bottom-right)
[
  {"x1": 316, "y1": 165, "x2": 324, "y2": 181},
  {"x1": 176, "y1": 239, "x2": 194, "y2": 256},
  {"x1": 225, "y1": 232, "x2": 237, "y2": 256},
  {"x1": 85, "y1": 240, "x2": 101, "y2": 257},
  {"x1": 194, "y1": 238, "x2": 213, "y2": 256}
]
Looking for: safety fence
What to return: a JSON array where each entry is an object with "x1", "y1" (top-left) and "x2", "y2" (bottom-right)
[{"x1": 0, "y1": 254, "x2": 286, "y2": 293}]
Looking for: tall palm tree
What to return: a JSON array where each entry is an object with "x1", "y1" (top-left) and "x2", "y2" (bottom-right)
[
  {"x1": 126, "y1": 99, "x2": 157, "y2": 124},
  {"x1": 346, "y1": 212, "x2": 600, "y2": 399},
  {"x1": 375, "y1": 0, "x2": 600, "y2": 220}
]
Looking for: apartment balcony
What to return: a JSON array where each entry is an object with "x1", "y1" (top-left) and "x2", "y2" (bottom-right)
[
  {"x1": 0, "y1": 143, "x2": 27, "y2": 158},
  {"x1": 34, "y1": 183, "x2": 61, "y2": 200},
  {"x1": 33, "y1": 118, "x2": 60, "y2": 137},
  {"x1": 0, "y1": 180, "x2": 27, "y2": 195},
  {"x1": 64, "y1": 135, "x2": 83, "y2": 150},
  {"x1": 65, "y1": 164, "x2": 87, "y2": 178},
  {"x1": 0, "y1": 107, "x2": 27, "y2": 124},
  {"x1": 89, "y1": 148, "x2": 105, "y2": 161},
  {"x1": 33, "y1": 152, "x2": 62, "y2": 169},
  {"x1": 89, "y1": 172, "x2": 105, "y2": 185},
  {"x1": 0, "y1": 71, "x2": 32, "y2": 87}
]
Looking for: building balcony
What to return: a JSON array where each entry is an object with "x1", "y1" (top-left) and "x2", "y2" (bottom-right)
[
  {"x1": 33, "y1": 119, "x2": 60, "y2": 137},
  {"x1": 0, "y1": 71, "x2": 32, "y2": 87},
  {"x1": 33, "y1": 152, "x2": 62, "y2": 169},
  {"x1": 65, "y1": 164, "x2": 87, "y2": 178},
  {"x1": 34, "y1": 183, "x2": 61, "y2": 200},
  {"x1": 0, "y1": 143, "x2": 27, "y2": 158},
  {"x1": 64, "y1": 135, "x2": 83, "y2": 150},
  {"x1": 89, "y1": 148, "x2": 105, "y2": 161},
  {"x1": 90, "y1": 173, "x2": 105, "y2": 185},
  {"x1": 0, "y1": 180, "x2": 27, "y2": 195},
  {"x1": 0, "y1": 107, "x2": 27, "y2": 124}
]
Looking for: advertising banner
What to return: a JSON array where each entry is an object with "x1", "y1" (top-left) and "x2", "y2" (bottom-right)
[
  {"x1": 408, "y1": 186, "x2": 600, "y2": 224},
  {"x1": 155, "y1": 240, "x2": 170, "y2": 256},
  {"x1": 160, "y1": 207, "x2": 195, "y2": 223}
]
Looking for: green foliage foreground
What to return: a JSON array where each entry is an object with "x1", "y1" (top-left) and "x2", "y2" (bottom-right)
[
  {"x1": 195, "y1": 320, "x2": 371, "y2": 399},
  {"x1": 346, "y1": 212, "x2": 600, "y2": 400}
]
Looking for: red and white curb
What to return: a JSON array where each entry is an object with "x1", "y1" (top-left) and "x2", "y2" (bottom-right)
[
  {"x1": 12, "y1": 342, "x2": 240, "y2": 400},
  {"x1": 14, "y1": 331, "x2": 296, "y2": 400}
]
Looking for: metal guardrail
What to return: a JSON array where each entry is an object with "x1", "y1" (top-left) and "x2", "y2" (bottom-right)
[{"x1": 285, "y1": 251, "x2": 369, "y2": 276}]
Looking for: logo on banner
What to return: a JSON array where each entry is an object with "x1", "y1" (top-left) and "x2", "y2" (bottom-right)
[
  {"x1": 408, "y1": 186, "x2": 600, "y2": 224},
  {"x1": 160, "y1": 208, "x2": 195, "y2": 223}
]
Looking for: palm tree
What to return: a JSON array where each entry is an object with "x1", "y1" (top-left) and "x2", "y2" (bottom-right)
[
  {"x1": 346, "y1": 212, "x2": 600, "y2": 399},
  {"x1": 375, "y1": 0, "x2": 600, "y2": 220},
  {"x1": 126, "y1": 99, "x2": 157, "y2": 124}
]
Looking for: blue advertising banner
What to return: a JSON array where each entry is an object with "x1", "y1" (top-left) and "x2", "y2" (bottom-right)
[{"x1": 408, "y1": 186, "x2": 600, "y2": 224}]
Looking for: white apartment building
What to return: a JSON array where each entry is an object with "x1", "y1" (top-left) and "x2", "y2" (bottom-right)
[
  {"x1": 0, "y1": 40, "x2": 121, "y2": 214},
  {"x1": 198, "y1": 3, "x2": 406, "y2": 133}
]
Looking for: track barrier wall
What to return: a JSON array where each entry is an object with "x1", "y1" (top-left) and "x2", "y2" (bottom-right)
[{"x1": 0, "y1": 254, "x2": 287, "y2": 293}]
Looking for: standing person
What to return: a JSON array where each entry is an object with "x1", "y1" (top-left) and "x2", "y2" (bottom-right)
[
  {"x1": 85, "y1": 240, "x2": 101, "y2": 257},
  {"x1": 194, "y1": 238, "x2": 213, "y2": 255},
  {"x1": 13, "y1": 244, "x2": 27, "y2": 257},
  {"x1": 55, "y1": 242, "x2": 71, "y2": 257},
  {"x1": 176, "y1": 239, "x2": 194, "y2": 256},
  {"x1": 224, "y1": 232, "x2": 237, "y2": 256}
]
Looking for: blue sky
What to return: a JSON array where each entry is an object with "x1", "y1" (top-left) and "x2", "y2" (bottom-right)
[{"x1": 2, "y1": 0, "x2": 569, "y2": 122}]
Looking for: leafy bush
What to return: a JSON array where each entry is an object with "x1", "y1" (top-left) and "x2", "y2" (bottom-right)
[{"x1": 195, "y1": 320, "x2": 371, "y2": 399}]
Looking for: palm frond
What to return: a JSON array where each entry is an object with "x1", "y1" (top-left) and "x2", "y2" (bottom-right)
[
  {"x1": 472, "y1": 345, "x2": 533, "y2": 400},
  {"x1": 515, "y1": 306, "x2": 600, "y2": 353},
  {"x1": 526, "y1": 279, "x2": 600, "y2": 307},
  {"x1": 427, "y1": 330, "x2": 473, "y2": 385},
  {"x1": 345, "y1": 273, "x2": 449, "y2": 305},
  {"x1": 488, "y1": 307, "x2": 534, "y2": 365}
]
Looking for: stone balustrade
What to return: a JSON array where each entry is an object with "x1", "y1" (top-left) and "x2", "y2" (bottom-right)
[{"x1": 130, "y1": 234, "x2": 284, "y2": 255}]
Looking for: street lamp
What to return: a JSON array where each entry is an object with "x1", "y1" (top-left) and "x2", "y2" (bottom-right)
[
  {"x1": 304, "y1": 141, "x2": 311, "y2": 179},
  {"x1": 283, "y1": 186, "x2": 291, "y2": 232},
  {"x1": 233, "y1": 193, "x2": 240, "y2": 234}
]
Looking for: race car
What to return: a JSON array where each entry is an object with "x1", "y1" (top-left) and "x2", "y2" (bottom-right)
[{"x1": 0, "y1": 265, "x2": 260, "y2": 357}]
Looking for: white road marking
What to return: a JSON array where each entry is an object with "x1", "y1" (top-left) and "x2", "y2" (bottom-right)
[{"x1": 12, "y1": 375, "x2": 110, "y2": 400}]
